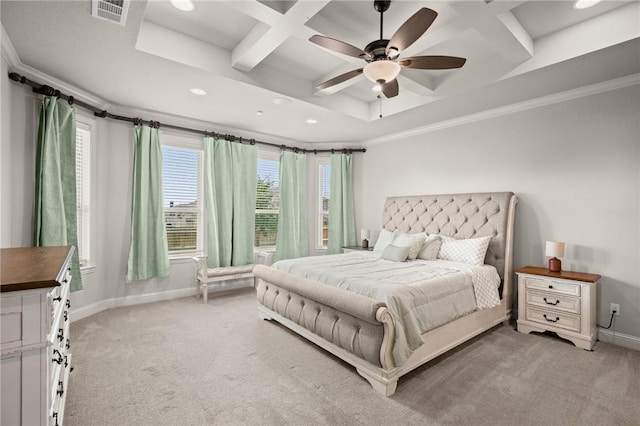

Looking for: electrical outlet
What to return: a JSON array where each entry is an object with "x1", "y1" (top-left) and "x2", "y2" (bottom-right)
[{"x1": 610, "y1": 303, "x2": 620, "y2": 316}]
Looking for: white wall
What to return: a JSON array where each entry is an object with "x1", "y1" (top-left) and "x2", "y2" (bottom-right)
[{"x1": 355, "y1": 86, "x2": 640, "y2": 341}]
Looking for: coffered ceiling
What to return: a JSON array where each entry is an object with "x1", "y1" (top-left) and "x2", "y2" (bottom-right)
[{"x1": 2, "y1": 1, "x2": 638, "y2": 145}]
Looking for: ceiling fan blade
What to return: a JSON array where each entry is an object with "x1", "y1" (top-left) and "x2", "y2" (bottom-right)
[
  {"x1": 310, "y1": 35, "x2": 371, "y2": 60},
  {"x1": 386, "y1": 8, "x2": 437, "y2": 58},
  {"x1": 381, "y1": 79, "x2": 399, "y2": 98},
  {"x1": 399, "y1": 56, "x2": 467, "y2": 70},
  {"x1": 317, "y1": 69, "x2": 364, "y2": 91}
]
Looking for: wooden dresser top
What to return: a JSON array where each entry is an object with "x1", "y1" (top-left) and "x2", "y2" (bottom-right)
[
  {"x1": 1, "y1": 246, "x2": 74, "y2": 292},
  {"x1": 515, "y1": 266, "x2": 601, "y2": 283}
]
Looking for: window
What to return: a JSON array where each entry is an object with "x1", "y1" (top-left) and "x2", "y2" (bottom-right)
[
  {"x1": 255, "y1": 152, "x2": 280, "y2": 248},
  {"x1": 316, "y1": 158, "x2": 330, "y2": 249},
  {"x1": 75, "y1": 116, "x2": 93, "y2": 267},
  {"x1": 162, "y1": 142, "x2": 203, "y2": 254}
]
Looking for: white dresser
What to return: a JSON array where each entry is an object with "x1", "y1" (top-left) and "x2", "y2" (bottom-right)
[
  {"x1": 516, "y1": 266, "x2": 600, "y2": 350},
  {"x1": 1, "y1": 246, "x2": 74, "y2": 426}
]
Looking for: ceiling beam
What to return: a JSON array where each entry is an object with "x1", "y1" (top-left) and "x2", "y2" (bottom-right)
[
  {"x1": 449, "y1": 1, "x2": 533, "y2": 64},
  {"x1": 231, "y1": 1, "x2": 330, "y2": 72}
]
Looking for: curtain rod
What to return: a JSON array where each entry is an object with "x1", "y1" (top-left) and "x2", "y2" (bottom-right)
[{"x1": 8, "y1": 72, "x2": 366, "y2": 155}]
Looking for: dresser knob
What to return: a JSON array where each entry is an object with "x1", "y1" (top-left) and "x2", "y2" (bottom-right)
[{"x1": 548, "y1": 284, "x2": 554, "y2": 289}]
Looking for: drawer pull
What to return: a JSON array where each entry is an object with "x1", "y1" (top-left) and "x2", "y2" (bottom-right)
[
  {"x1": 63, "y1": 278, "x2": 68, "y2": 283},
  {"x1": 52, "y1": 349, "x2": 63, "y2": 364},
  {"x1": 66, "y1": 299, "x2": 71, "y2": 308},
  {"x1": 543, "y1": 297, "x2": 560, "y2": 306},
  {"x1": 66, "y1": 338, "x2": 70, "y2": 350},
  {"x1": 53, "y1": 296, "x2": 62, "y2": 302},
  {"x1": 64, "y1": 311, "x2": 68, "y2": 321},
  {"x1": 57, "y1": 380, "x2": 64, "y2": 397},
  {"x1": 543, "y1": 314, "x2": 560, "y2": 323},
  {"x1": 64, "y1": 355, "x2": 68, "y2": 368},
  {"x1": 57, "y1": 328, "x2": 64, "y2": 342},
  {"x1": 53, "y1": 412, "x2": 59, "y2": 426}
]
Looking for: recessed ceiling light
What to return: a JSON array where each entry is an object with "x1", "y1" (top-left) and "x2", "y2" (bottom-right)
[
  {"x1": 256, "y1": 110, "x2": 264, "y2": 116},
  {"x1": 272, "y1": 97, "x2": 292, "y2": 106},
  {"x1": 574, "y1": 0, "x2": 601, "y2": 9},
  {"x1": 171, "y1": 0, "x2": 194, "y2": 12},
  {"x1": 306, "y1": 119, "x2": 318, "y2": 124},
  {"x1": 190, "y1": 88, "x2": 206, "y2": 96}
]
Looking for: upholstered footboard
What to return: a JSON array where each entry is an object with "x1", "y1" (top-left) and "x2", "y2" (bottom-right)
[{"x1": 253, "y1": 265, "x2": 399, "y2": 395}]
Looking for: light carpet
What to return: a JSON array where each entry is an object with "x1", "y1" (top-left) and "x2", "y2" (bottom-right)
[{"x1": 66, "y1": 289, "x2": 640, "y2": 425}]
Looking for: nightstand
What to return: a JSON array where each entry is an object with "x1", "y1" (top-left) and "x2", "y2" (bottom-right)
[
  {"x1": 342, "y1": 246, "x2": 374, "y2": 253},
  {"x1": 516, "y1": 266, "x2": 600, "y2": 350}
]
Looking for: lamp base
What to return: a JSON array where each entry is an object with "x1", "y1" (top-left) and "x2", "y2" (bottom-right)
[
  {"x1": 548, "y1": 257, "x2": 561, "y2": 272},
  {"x1": 362, "y1": 239, "x2": 369, "y2": 249}
]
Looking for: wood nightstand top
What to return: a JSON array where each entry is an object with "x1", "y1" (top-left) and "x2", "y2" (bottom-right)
[{"x1": 515, "y1": 266, "x2": 600, "y2": 283}]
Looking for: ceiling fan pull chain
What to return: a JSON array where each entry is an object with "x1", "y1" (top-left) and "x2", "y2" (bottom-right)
[{"x1": 378, "y1": 94, "x2": 383, "y2": 118}]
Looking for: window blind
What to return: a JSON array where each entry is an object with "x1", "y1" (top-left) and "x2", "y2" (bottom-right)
[
  {"x1": 162, "y1": 145, "x2": 202, "y2": 253},
  {"x1": 75, "y1": 124, "x2": 91, "y2": 265},
  {"x1": 319, "y1": 162, "x2": 330, "y2": 249},
  {"x1": 256, "y1": 158, "x2": 280, "y2": 247}
]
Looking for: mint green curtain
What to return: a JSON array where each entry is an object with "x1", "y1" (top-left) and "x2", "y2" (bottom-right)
[
  {"x1": 275, "y1": 151, "x2": 307, "y2": 261},
  {"x1": 126, "y1": 125, "x2": 169, "y2": 281},
  {"x1": 327, "y1": 153, "x2": 356, "y2": 254},
  {"x1": 204, "y1": 137, "x2": 257, "y2": 268},
  {"x1": 34, "y1": 96, "x2": 83, "y2": 291}
]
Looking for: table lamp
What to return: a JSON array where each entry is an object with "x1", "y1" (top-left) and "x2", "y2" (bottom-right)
[
  {"x1": 361, "y1": 229, "x2": 370, "y2": 249},
  {"x1": 545, "y1": 241, "x2": 565, "y2": 272}
]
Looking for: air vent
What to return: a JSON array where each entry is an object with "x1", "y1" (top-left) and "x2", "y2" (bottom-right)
[{"x1": 91, "y1": 0, "x2": 130, "y2": 26}]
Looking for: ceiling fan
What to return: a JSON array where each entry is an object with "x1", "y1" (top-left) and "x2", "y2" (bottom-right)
[{"x1": 310, "y1": 0, "x2": 466, "y2": 99}]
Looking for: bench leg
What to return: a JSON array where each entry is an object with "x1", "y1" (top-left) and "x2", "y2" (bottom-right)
[{"x1": 202, "y1": 283, "x2": 208, "y2": 304}]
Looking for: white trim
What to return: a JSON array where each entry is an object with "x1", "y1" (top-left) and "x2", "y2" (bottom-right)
[
  {"x1": 1, "y1": 24, "x2": 20, "y2": 66},
  {"x1": 362, "y1": 73, "x2": 640, "y2": 147},
  {"x1": 70, "y1": 280, "x2": 253, "y2": 322},
  {"x1": 598, "y1": 328, "x2": 640, "y2": 352}
]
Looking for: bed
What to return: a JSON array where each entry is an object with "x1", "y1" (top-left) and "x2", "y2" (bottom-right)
[{"x1": 253, "y1": 192, "x2": 517, "y2": 396}]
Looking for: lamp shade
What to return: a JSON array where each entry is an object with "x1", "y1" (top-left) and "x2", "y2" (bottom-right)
[
  {"x1": 363, "y1": 61, "x2": 401, "y2": 84},
  {"x1": 361, "y1": 229, "x2": 370, "y2": 240},
  {"x1": 545, "y1": 241, "x2": 565, "y2": 258}
]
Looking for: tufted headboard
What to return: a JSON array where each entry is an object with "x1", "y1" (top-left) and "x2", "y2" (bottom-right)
[{"x1": 382, "y1": 192, "x2": 517, "y2": 284}]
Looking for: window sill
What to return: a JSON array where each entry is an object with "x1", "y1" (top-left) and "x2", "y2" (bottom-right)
[
  {"x1": 80, "y1": 265, "x2": 96, "y2": 275},
  {"x1": 169, "y1": 253, "x2": 202, "y2": 264}
]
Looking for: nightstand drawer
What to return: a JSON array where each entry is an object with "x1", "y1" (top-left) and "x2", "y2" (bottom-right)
[
  {"x1": 525, "y1": 306, "x2": 581, "y2": 333},
  {"x1": 525, "y1": 290, "x2": 580, "y2": 314},
  {"x1": 524, "y1": 277, "x2": 580, "y2": 297}
]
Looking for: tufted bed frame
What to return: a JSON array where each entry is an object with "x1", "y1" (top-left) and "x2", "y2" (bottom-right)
[{"x1": 253, "y1": 192, "x2": 517, "y2": 396}]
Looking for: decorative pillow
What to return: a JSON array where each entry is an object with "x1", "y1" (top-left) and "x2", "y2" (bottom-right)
[
  {"x1": 392, "y1": 232, "x2": 426, "y2": 260},
  {"x1": 373, "y1": 229, "x2": 396, "y2": 252},
  {"x1": 437, "y1": 235, "x2": 492, "y2": 265},
  {"x1": 417, "y1": 234, "x2": 443, "y2": 260},
  {"x1": 381, "y1": 244, "x2": 410, "y2": 262}
]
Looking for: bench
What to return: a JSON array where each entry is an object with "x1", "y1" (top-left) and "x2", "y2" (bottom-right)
[{"x1": 192, "y1": 256, "x2": 255, "y2": 304}]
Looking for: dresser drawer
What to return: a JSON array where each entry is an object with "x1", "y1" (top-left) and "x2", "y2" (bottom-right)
[
  {"x1": 525, "y1": 306, "x2": 581, "y2": 333},
  {"x1": 524, "y1": 276, "x2": 580, "y2": 297},
  {"x1": 525, "y1": 290, "x2": 580, "y2": 315}
]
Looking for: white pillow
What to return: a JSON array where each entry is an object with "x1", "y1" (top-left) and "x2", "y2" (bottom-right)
[
  {"x1": 392, "y1": 232, "x2": 426, "y2": 260},
  {"x1": 373, "y1": 229, "x2": 396, "y2": 252},
  {"x1": 417, "y1": 234, "x2": 443, "y2": 260},
  {"x1": 381, "y1": 244, "x2": 410, "y2": 262},
  {"x1": 437, "y1": 235, "x2": 492, "y2": 265}
]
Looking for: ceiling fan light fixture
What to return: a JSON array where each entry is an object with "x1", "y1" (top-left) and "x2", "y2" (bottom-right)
[
  {"x1": 363, "y1": 60, "x2": 401, "y2": 84},
  {"x1": 371, "y1": 84, "x2": 382, "y2": 92}
]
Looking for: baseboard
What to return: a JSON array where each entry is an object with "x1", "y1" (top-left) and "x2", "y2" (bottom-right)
[
  {"x1": 598, "y1": 328, "x2": 640, "y2": 351},
  {"x1": 70, "y1": 279, "x2": 253, "y2": 322}
]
